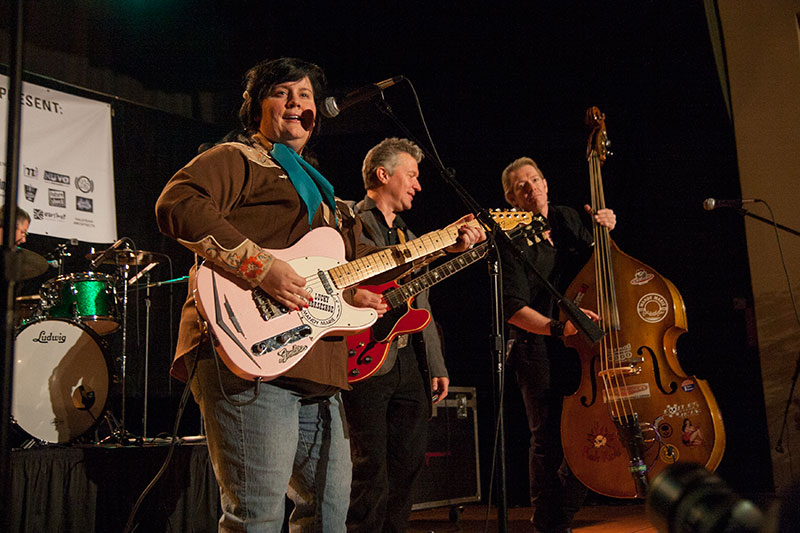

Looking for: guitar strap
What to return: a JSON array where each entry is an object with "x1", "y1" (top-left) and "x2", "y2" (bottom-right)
[{"x1": 358, "y1": 212, "x2": 380, "y2": 243}]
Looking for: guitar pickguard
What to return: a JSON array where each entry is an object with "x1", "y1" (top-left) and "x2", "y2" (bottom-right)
[{"x1": 194, "y1": 228, "x2": 378, "y2": 381}]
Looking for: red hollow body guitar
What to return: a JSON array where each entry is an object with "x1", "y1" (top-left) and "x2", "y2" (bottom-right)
[{"x1": 347, "y1": 211, "x2": 547, "y2": 382}]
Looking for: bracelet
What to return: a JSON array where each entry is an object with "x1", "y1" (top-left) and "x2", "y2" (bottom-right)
[{"x1": 549, "y1": 319, "x2": 566, "y2": 337}]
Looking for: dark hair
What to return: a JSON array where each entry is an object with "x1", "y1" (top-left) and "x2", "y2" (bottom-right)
[
  {"x1": 362, "y1": 138, "x2": 423, "y2": 190},
  {"x1": 238, "y1": 58, "x2": 327, "y2": 134},
  {"x1": 0, "y1": 205, "x2": 30, "y2": 226}
]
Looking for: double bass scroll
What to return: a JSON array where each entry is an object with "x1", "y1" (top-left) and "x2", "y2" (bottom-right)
[{"x1": 559, "y1": 107, "x2": 726, "y2": 499}]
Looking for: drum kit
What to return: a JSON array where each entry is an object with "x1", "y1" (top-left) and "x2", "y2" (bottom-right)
[{"x1": 9, "y1": 240, "x2": 183, "y2": 447}]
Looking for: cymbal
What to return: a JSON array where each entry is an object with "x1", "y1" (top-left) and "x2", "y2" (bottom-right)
[
  {"x1": 6, "y1": 248, "x2": 49, "y2": 280},
  {"x1": 85, "y1": 249, "x2": 169, "y2": 266}
]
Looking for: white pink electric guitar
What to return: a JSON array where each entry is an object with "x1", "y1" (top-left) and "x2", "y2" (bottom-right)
[{"x1": 194, "y1": 215, "x2": 521, "y2": 381}]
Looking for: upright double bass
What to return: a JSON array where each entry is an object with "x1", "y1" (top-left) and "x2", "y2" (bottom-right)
[{"x1": 559, "y1": 107, "x2": 725, "y2": 498}]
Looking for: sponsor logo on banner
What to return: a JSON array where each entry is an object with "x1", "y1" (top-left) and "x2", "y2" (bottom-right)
[
  {"x1": 75, "y1": 175, "x2": 94, "y2": 194},
  {"x1": 74, "y1": 216, "x2": 96, "y2": 228},
  {"x1": 44, "y1": 170, "x2": 70, "y2": 186},
  {"x1": 76, "y1": 196, "x2": 94, "y2": 212},
  {"x1": 48, "y1": 189, "x2": 67, "y2": 208},
  {"x1": 24, "y1": 184, "x2": 37, "y2": 202},
  {"x1": 33, "y1": 208, "x2": 67, "y2": 222},
  {"x1": 23, "y1": 165, "x2": 38, "y2": 179}
]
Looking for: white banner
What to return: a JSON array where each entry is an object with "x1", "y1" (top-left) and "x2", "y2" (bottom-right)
[{"x1": 0, "y1": 75, "x2": 116, "y2": 243}]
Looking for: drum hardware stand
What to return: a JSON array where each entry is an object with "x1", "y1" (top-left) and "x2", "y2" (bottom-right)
[
  {"x1": 98, "y1": 410, "x2": 140, "y2": 446},
  {"x1": 47, "y1": 242, "x2": 71, "y2": 277},
  {"x1": 84, "y1": 246, "x2": 169, "y2": 444},
  {"x1": 120, "y1": 260, "x2": 131, "y2": 439}
]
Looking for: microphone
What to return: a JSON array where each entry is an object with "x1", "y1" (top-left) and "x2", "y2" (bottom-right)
[
  {"x1": 703, "y1": 198, "x2": 760, "y2": 211},
  {"x1": 47, "y1": 259, "x2": 60, "y2": 268},
  {"x1": 90, "y1": 236, "x2": 127, "y2": 269},
  {"x1": 321, "y1": 75, "x2": 405, "y2": 118}
]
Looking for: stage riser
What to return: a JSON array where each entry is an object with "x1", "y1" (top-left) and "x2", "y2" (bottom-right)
[{"x1": 9, "y1": 444, "x2": 219, "y2": 532}]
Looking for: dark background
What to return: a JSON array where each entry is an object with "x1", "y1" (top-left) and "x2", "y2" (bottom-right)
[{"x1": 2, "y1": 0, "x2": 772, "y2": 503}]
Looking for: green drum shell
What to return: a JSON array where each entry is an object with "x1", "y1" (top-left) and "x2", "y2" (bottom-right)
[{"x1": 40, "y1": 272, "x2": 119, "y2": 335}]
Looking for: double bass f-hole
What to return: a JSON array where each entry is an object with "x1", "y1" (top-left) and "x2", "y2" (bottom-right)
[{"x1": 559, "y1": 107, "x2": 726, "y2": 499}]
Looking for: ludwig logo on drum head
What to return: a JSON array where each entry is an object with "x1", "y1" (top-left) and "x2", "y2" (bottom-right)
[{"x1": 32, "y1": 330, "x2": 67, "y2": 343}]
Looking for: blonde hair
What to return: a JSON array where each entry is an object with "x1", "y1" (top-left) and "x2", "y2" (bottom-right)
[{"x1": 501, "y1": 157, "x2": 544, "y2": 206}]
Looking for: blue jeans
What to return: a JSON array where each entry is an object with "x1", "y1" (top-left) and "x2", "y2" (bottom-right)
[{"x1": 189, "y1": 352, "x2": 352, "y2": 532}]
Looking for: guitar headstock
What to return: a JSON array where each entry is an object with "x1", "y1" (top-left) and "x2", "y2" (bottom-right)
[
  {"x1": 489, "y1": 209, "x2": 534, "y2": 231},
  {"x1": 489, "y1": 209, "x2": 549, "y2": 244},
  {"x1": 585, "y1": 106, "x2": 611, "y2": 164}
]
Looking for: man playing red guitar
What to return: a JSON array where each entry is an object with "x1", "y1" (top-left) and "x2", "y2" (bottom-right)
[{"x1": 343, "y1": 138, "x2": 447, "y2": 532}]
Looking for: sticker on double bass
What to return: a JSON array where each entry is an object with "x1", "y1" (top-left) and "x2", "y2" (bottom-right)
[
  {"x1": 630, "y1": 268, "x2": 655, "y2": 286},
  {"x1": 602, "y1": 383, "x2": 651, "y2": 402},
  {"x1": 659, "y1": 444, "x2": 679, "y2": 464},
  {"x1": 636, "y1": 293, "x2": 668, "y2": 323}
]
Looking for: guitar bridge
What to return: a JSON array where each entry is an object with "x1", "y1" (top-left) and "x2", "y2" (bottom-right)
[
  {"x1": 252, "y1": 324, "x2": 313, "y2": 356},
  {"x1": 252, "y1": 287, "x2": 287, "y2": 321}
]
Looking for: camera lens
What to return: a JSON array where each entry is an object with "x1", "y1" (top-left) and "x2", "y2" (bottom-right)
[{"x1": 646, "y1": 462, "x2": 763, "y2": 533}]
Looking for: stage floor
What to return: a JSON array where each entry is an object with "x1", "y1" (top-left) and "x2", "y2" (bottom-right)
[
  {"x1": 10, "y1": 442, "x2": 660, "y2": 532},
  {"x1": 408, "y1": 502, "x2": 656, "y2": 533}
]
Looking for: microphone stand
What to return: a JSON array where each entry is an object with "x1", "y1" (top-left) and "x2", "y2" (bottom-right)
[
  {"x1": 372, "y1": 97, "x2": 604, "y2": 532},
  {"x1": 486, "y1": 244, "x2": 509, "y2": 528},
  {"x1": 736, "y1": 208, "x2": 800, "y2": 238},
  {"x1": 143, "y1": 270, "x2": 152, "y2": 440},
  {"x1": 732, "y1": 205, "x2": 800, "y2": 454}
]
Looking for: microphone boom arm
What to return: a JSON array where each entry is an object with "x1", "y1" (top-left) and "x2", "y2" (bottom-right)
[{"x1": 370, "y1": 96, "x2": 605, "y2": 342}]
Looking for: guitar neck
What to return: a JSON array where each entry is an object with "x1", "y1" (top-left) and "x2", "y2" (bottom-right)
[
  {"x1": 380, "y1": 214, "x2": 548, "y2": 307},
  {"x1": 328, "y1": 220, "x2": 480, "y2": 289},
  {"x1": 384, "y1": 241, "x2": 489, "y2": 308}
]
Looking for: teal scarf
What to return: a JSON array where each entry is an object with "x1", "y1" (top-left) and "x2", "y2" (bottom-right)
[{"x1": 270, "y1": 143, "x2": 337, "y2": 227}]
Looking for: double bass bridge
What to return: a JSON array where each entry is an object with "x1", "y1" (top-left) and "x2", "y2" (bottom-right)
[{"x1": 597, "y1": 357, "x2": 645, "y2": 379}]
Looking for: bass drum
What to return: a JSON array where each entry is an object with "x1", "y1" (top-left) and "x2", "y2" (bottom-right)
[{"x1": 12, "y1": 318, "x2": 113, "y2": 444}]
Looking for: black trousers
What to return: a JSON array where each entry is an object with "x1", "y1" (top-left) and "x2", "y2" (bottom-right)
[
  {"x1": 342, "y1": 346, "x2": 429, "y2": 533},
  {"x1": 510, "y1": 338, "x2": 587, "y2": 532}
]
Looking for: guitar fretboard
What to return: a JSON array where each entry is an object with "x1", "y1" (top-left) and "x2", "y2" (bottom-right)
[
  {"x1": 328, "y1": 222, "x2": 477, "y2": 289},
  {"x1": 382, "y1": 214, "x2": 548, "y2": 308},
  {"x1": 385, "y1": 244, "x2": 488, "y2": 308}
]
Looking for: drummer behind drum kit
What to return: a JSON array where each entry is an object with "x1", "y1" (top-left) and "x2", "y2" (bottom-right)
[{"x1": 10, "y1": 240, "x2": 176, "y2": 447}]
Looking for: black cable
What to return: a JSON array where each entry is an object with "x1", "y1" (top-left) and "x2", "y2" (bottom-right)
[
  {"x1": 210, "y1": 336, "x2": 262, "y2": 407},
  {"x1": 754, "y1": 200, "x2": 800, "y2": 454},
  {"x1": 122, "y1": 344, "x2": 200, "y2": 533}
]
